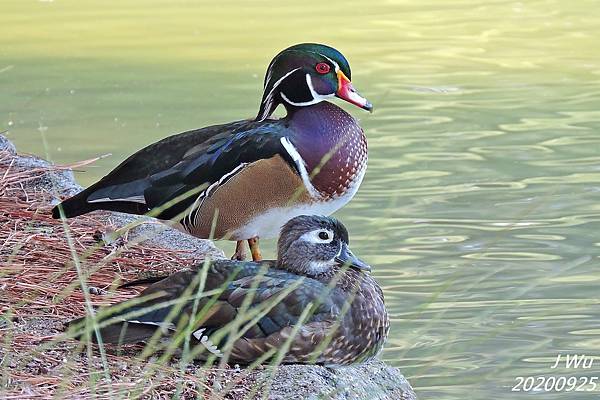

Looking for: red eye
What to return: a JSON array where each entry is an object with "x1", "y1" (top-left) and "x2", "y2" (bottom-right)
[{"x1": 315, "y1": 62, "x2": 331, "y2": 74}]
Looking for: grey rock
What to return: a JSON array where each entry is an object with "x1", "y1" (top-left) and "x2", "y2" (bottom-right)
[
  {"x1": 0, "y1": 134, "x2": 17, "y2": 154},
  {"x1": 107, "y1": 212, "x2": 225, "y2": 261},
  {"x1": 1, "y1": 134, "x2": 417, "y2": 400},
  {"x1": 0, "y1": 134, "x2": 82, "y2": 198},
  {"x1": 265, "y1": 360, "x2": 417, "y2": 399}
]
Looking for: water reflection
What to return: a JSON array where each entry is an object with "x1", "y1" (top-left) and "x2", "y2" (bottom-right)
[{"x1": 3, "y1": 0, "x2": 600, "y2": 399}]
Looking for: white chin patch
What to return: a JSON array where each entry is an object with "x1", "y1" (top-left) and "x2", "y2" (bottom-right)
[
  {"x1": 308, "y1": 259, "x2": 336, "y2": 274},
  {"x1": 280, "y1": 74, "x2": 335, "y2": 107}
]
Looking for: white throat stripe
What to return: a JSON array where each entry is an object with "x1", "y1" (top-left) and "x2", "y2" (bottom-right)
[
  {"x1": 280, "y1": 74, "x2": 334, "y2": 107},
  {"x1": 319, "y1": 54, "x2": 340, "y2": 73}
]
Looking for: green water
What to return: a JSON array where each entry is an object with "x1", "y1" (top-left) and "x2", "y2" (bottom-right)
[{"x1": 3, "y1": 1, "x2": 600, "y2": 398}]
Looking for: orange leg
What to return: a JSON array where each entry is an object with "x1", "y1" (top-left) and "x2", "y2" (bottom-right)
[
  {"x1": 248, "y1": 237, "x2": 262, "y2": 261},
  {"x1": 231, "y1": 240, "x2": 247, "y2": 261}
]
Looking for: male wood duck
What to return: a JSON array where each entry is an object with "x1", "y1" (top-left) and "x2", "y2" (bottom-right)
[
  {"x1": 69, "y1": 215, "x2": 389, "y2": 366},
  {"x1": 52, "y1": 43, "x2": 372, "y2": 261}
]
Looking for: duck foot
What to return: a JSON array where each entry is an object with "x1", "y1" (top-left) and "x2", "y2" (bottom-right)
[
  {"x1": 248, "y1": 237, "x2": 262, "y2": 261},
  {"x1": 231, "y1": 240, "x2": 247, "y2": 261}
]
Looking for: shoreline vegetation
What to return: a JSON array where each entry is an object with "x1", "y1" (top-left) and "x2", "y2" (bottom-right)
[{"x1": 0, "y1": 134, "x2": 415, "y2": 399}]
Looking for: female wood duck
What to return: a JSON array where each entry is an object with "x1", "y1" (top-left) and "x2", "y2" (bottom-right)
[
  {"x1": 52, "y1": 43, "x2": 372, "y2": 261},
  {"x1": 69, "y1": 215, "x2": 389, "y2": 366}
]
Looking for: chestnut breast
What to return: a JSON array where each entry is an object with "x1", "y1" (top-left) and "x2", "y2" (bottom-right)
[{"x1": 289, "y1": 102, "x2": 368, "y2": 200}]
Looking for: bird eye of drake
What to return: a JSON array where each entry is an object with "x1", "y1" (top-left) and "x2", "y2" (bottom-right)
[{"x1": 315, "y1": 62, "x2": 331, "y2": 74}]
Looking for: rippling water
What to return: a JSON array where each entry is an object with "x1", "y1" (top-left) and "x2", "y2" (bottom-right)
[{"x1": 3, "y1": 1, "x2": 600, "y2": 398}]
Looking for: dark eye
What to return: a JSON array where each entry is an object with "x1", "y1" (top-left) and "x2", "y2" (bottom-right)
[
  {"x1": 318, "y1": 231, "x2": 330, "y2": 240},
  {"x1": 315, "y1": 62, "x2": 331, "y2": 74}
]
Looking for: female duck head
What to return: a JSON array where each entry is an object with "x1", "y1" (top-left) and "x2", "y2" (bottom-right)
[
  {"x1": 256, "y1": 43, "x2": 373, "y2": 121},
  {"x1": 276, "y1": 215, "x2": 371, "y2": 277}
]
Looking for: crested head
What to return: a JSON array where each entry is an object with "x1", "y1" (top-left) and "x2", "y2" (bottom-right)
[
  {"x1": 276, "y1": 215, "x2": 371, "y2": 277},
  {"x1": 256, "y1": 43, "x2": 372, "y2": 121}
]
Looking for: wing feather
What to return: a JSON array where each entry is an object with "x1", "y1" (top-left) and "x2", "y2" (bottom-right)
[
  {"x1": 53, "y1": 119, "x2": 301, "y2": 220},
  {"x1": 70, "y1": 261, "x2": 342, "y2": 365}
]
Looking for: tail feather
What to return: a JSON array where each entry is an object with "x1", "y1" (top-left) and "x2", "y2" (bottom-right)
[
  {"x1": 52, "y1": 187, "x2": 148, "y2": 219},
  {"x1": 67, "y1": 317, "x2": 160, "y2": 344},
  {"x1": 118, "y1": 276, "x2": 170, "y2": 289},
  {"x1": 52, "y1": 189, "x2": 97, "y2": 219}
]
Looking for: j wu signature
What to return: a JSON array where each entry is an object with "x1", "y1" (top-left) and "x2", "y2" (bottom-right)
[
  {"x1": 551, "y1": 354, "x2": 594, "y2": 369},
  {"x1": 512, "y1": 354, "x2": 599, "y2": 392}
]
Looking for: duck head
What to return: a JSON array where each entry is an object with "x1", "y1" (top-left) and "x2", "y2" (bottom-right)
[
  {"x1": 256, "y1": 43, "x2": 372, "y2": 121},
  {"x1": 276, "y1": 215, "x2": 371, "y2": 277}
]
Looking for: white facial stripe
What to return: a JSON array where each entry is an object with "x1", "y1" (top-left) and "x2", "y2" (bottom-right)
[
  {"x1": 280, "y1": 137, "x2": 322, "y2": 199},
  {"x1": 258, "y1": 67, "x2": 301, "y2": 121},
  {"x1": 319, "y1": 54, "x2": 340, "y2": 73},
  {"x1": 306, "y1": 74, "x2": 336, "y2": 100},
  {"x1": 299, "y1": 228, "x2": 335, "y2": 244},
  {"x1": 265, "y1": 67, "x2": 301, "y2": 100},
  {"x1": 263, "y1": 63, "x2": 273, "y2": 89},
  {"x1": 335, "y1": 242, "x2": 343, "y2": 258},
  {"x1": 260, "y1": 54, "x2": 341, "y2": 119},
  {"x1": 280, "y1": 91, "x2": 319, "y2": 107},
  {"x1": 280, "y1": 74, "x2": 334, "y2": 107}
]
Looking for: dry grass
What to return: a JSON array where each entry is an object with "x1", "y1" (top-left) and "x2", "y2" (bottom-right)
[{"x1": 0, "y1": 151, "x2": 258, "y2": 399}]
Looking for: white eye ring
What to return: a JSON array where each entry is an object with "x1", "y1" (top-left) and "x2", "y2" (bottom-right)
[{"x1": 300, "y1": 229, "x2": 334, "y2": 244}]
